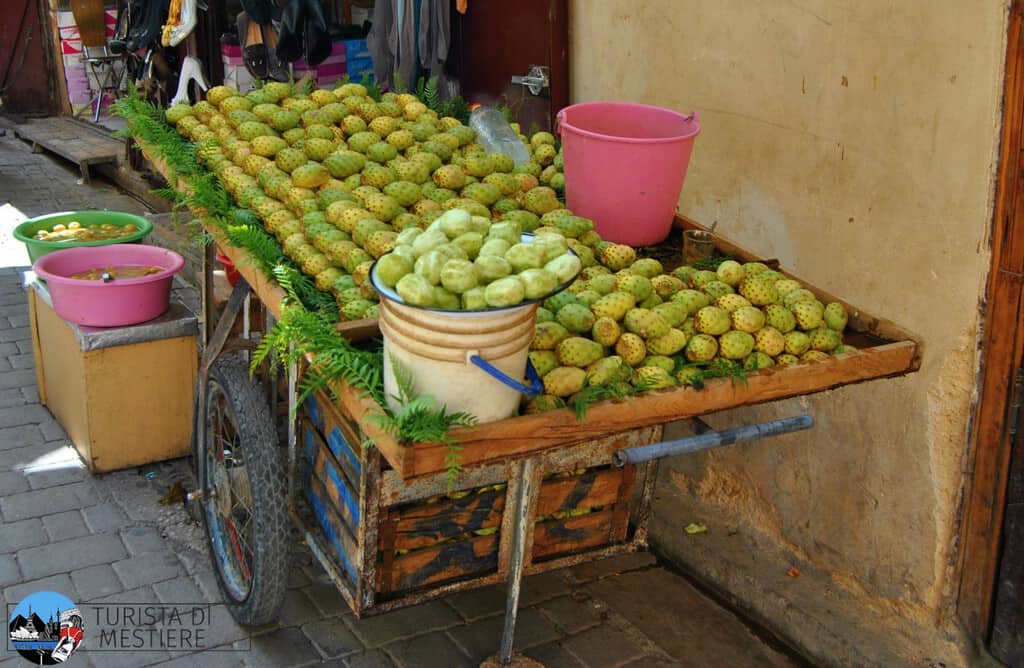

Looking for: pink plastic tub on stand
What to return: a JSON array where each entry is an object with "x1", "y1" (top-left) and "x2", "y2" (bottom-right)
[
  {"x1": 557, "y1": 102, "x2": 700, "y2": 247},
  {"x1": 33, "y1": 245, "x2": 185, "y2": 327}
]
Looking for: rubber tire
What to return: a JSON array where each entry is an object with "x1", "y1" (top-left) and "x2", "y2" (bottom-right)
[{"x1": 199, "y1": 354, "x2": 289, "y2": 627}]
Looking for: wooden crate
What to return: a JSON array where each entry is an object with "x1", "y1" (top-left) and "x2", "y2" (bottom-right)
[{"x1": 294, "y1": 390, "x2": 659, "y2": 617}]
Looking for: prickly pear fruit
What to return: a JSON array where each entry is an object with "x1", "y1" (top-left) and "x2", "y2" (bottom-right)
[
  {"x1": 543, "y1": 366, "x2": 587, "y2": 397},
  {"x1": 645, "y1": 328, "x2": 688, "y2": 356},
  {"x1": 591, "y1": 292, "x2": 636, "y2": 321},
  {"x1": 694, "y1": 306, "x2": 731, "y2": 336},
  {"x1": 685, "y1": 334, "x2": 718, "y2": 362},
  {"x1": 592, "y1": 317, "x2": 622, "y2": 347},
  {"x1": 754, "y1": 326, "x2": 786, "y2": 357},
  {"x1": 531, "y1": 321, "x2": 571, "y2": 351},
  {"x1": 719, "y1": 331, "x2": 755, "y2": 360},
  {"x1": 730, "y1": 306, "x2": 766, "y2": 333},
  {"x1": 556, "y1": 303, "x2": 596, "y2": 334},
  {"x1": 624, "y1": 308, "x2": 671, "y2": 339},
  {"x1": 615, "y1": 333, "x2": 648, "y2": 366},
  {"x1": 823, "y1": 302, "x2": 849, "y2": 331},
  {"x1": 556, "y1": 337, "x2": 605, "y2": 367}
]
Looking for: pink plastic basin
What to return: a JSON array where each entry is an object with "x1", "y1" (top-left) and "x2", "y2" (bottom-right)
[
  {"x1": 557, "y1": 102, "x2": 700, "y2": 247},
  {"x1": 33, "y1": 245, "x2": 185, "y2": 327}
]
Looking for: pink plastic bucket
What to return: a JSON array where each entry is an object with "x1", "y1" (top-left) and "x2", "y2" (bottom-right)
[
  {"x1": 33, "y1": 245, "x2": 185, "y2": 327},
  {"x1": 557, "y1": 102, "x2": 700, "y2": 247}
]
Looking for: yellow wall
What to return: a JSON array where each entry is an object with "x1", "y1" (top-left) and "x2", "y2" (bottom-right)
[{"x1": 570, "y1": 0, "x2": 1008, "y2": 651}]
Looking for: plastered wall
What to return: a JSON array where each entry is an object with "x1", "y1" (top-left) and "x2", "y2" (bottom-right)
[{"x1": 570, "y1": 0, "x2": 1007, "y2": 637}]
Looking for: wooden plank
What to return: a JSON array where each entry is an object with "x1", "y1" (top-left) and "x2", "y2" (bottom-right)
[
  {"x1": 609, "y1": 464, "x2": 639, "y2": 543},
  {"x1": 15, "y1": 118, "x2": 120, "y2": 169},
  {"x1": 382, "y1": 533, "x2": 500, "y2": 594},
  {"x1": 27, "y1": 290, "x2": 47, "y2": 405},
  {"x1": 535, "y1": 468, "x2": 624, "y2": 518},
  {"x1": 532, "y1": 510, "x2": 617, "y2": 561},
  {"x1": 675, "y1": 215, "x2": 923, "y2": 360},
  {"x1": 956, "y1": 0, "x2": 1024, "y2": 640},
  {"x1": 305, "y1": 473, "x2": 360, "y2": 584},
  {"x1": 390, "y1": 489, "x2": 506, "y2": 552},
  {"x1": 301, "y1": 420, "x2": 360, "y2": 532},
  {"x1": 302, "y1": 397, "x2": 361, "y2": 488},
  {"x1": 387, "y1": 342, "x2": 915, "y2": 478}
]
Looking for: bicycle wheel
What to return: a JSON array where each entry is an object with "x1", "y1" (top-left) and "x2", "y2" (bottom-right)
[{"x1": 197, "y1": 354, "x2": 288, "y2": 626}]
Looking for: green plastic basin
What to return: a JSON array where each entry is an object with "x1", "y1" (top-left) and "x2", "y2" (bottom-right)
[{"x1": 13, "y1": 210, "x2": 153, "y2": 263}]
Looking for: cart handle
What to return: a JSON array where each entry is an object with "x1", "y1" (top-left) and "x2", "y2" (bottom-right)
[
  {"x1": 470, "y1": 355, "x2": 544, "y2": 397},
  {"x1": 613, "y1": 414, "x2": 814, "y2": 466}
]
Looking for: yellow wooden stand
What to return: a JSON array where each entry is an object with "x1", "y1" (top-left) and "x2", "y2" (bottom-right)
[{"x1": 27, "y1": 283, "x2": 198, "y2": 473}]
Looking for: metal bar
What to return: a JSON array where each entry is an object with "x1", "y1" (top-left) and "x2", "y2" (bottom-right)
[
  {"x1": 613, "y1": 415, "x2": 814, "y2": 467},
  {"x1": 357, "y1": 447, "x2": 382, "y2": 612},
  {"x1": 499, "y1": 457, "x2": 539, "y2": 664},
  {"x1": 632, "y1": 460, "x2": 659, "y2": 547}
]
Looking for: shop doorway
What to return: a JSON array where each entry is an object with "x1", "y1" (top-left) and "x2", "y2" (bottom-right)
[
  {"x1": 957, "y1": 0, "x2": 1024, "y2": 662},
  {"x1": 0, "y1": 0, "x2": 60, "y2": 115},
  {"x1": 449, "y1": 0, "x2": 568, "y2": 133}
]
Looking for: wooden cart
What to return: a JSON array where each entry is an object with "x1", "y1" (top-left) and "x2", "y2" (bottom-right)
[
  {"x1": 184, "y1": 206, "x2": 919, "y2": 657},
  {"x1": 141, "y1": 130, "x2": 919, "y2": 659}
]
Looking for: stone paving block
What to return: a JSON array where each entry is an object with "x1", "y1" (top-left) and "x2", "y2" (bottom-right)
[
  {"x1": 1, "y1": 481, "x2": 97, "y2": 521},
  {"x1": 342, "y1": 649, "x2": 396, "y2": 667},
  {"x1": 193, "y1": 567, "x2": 225, "y2": 605},
  {"x1": 446, "y1": 607, "x2": 562, "y2": 660},
  {"x1": 536, "y1": 594, "x2": 606, "y2": 635},
  {"x1": 618, "y1": 656, "x2": 682, "y2": 667},
  {"x1": 0, "y1": 422, "x2": 45, "y2": 446},
  {"x1": 153, "y1": 575, "x2": 206, "y2": 605},
  {"x1": 18, "y1": 532, "x2": 127, "y2": 580},
  {"x1": 522, "y1": 640, "x2": 587, "y2": 667},
  {"x1": 15, "y1": 340, "x2": 33, "y2": 355},
  {"x1": 288, "y1": 566, "x2": 311, "y2": 590},
  {"x1": 42, "y1": 509, "x2": 89, "y2": 540},
  {"x1": 8, "y1": 314, "x2": 28, "y2": 328},
  {"x1": 0, "y1": 342, "x2": 18, "y2": 356},
  {"x1": 302, "y1": 578, "x2": 351, "y2": 618},
  {"x1": 92, "y1": 583, "x2": 160, "y2": 604},
  {"x1": 121, "y1": 525, "x2": 167, "y2": 555},
  {"x1": 0, "y1": 470, "x2": 29, "y2": 495},
  {"x1": 0, "y1": 358, "x2": 12, "y2": 372},
  {"x1": 24, "y1": 464, "x2": 87, "y2": 490},
  {"x1": 149, "y1": 648, "x2": 247, "y2": 668},
  {"x1": 72, "y1": 563, "x2": 123, "y2": 600},
  {"x1": 113, "y1": 552, "x2": 183, "y2": 589},
  {"x1": 83, "y1": 502, "x2": 129, "y2": 533},
  {"x1": 184, "y1": 604, "x2": 251, "y2": 649},
  {"x1": 38, "y1": 416, "x2": 67, "y2": 441},
  {"x1": 279, "y1": 587, "x2": 324, "y2": 628},
  {"x1": 301, "y1": 617, "x2": 364, "y2": 659},
  {"x1": 2, "y1": 327, "x2": 28, "y2": 343},
  {"x1": 0, "y1": 554, "x2": 21, "y2": 588},
  {"x1": 3, "y1": 573, "x2": 77, "y2": 605},
  {"x1": 234, "y1": 625, "x2": 322, "y2": 667},
  {"x1": 76, "y1": 648, "x2": 171, "y2": 668},
  {"x1": 20, "y1": 385, "x2": 37, "y2": 403},
  {"x1": 383, "y1": 631, "x2": 473, "y2": 668},
  {"x1": 444, "y1": 584, "x2": 506, "y2": 622},
  {"x1": 344, "y1": 601, "x2": 462, "y2": 648},
  {"x1": 0, "y1": 518, "x2": 45, "y2": 552},
  {"x1": 0, "y1": 388, "x2": 27, "y2": 408},
  {"x1": 518, "y1": 570, "x2": 571, "y2": 607},
  {"x1": 560, "y1": 624, "x2": 647, "y2": 667},
  {"x1": 562, "y1": 552, "x2": 658, "y2": 585},
  {"x1": 8, "y1": 354, "x2": 32, "y2": 370}
]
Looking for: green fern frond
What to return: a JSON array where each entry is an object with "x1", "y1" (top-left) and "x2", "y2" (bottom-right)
[{"x1": 392, "y1": 71, "x2": 407, "y2": 94}]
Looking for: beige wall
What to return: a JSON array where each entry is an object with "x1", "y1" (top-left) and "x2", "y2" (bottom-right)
[{"x1": 570, "y1": 0, "x2": 1007, "y2": 644}]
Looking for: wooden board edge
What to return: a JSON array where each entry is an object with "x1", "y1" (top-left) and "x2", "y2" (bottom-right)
[{"x1": 399, "y1": 341, "x2": 918, "y2": 478}]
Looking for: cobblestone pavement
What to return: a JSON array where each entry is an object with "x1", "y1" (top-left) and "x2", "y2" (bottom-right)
[{"x1": 0, "y1": 127, "x2": 801, "y2": 667}]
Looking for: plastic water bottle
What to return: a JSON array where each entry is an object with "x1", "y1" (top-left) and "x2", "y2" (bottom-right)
[{"x1": 469, "y1": 106, "x2": 532, "y2": 165}]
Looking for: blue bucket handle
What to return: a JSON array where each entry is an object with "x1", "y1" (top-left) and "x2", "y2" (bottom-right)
[{"x1": 469, "y1": 355, "x2": 543, "y2": 397}]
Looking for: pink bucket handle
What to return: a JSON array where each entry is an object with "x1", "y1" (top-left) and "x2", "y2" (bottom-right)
[{"x1": 555, "y1": 107, "x2": 699, "y2": 134}]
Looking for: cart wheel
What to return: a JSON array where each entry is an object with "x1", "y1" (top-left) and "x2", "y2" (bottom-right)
[{"x1": 197, "y1": 354, "x2": 288, "y2": 626}]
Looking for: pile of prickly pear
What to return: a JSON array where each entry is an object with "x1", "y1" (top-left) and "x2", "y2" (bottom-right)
[
  {"x1": 524, "y1": 250, "x2": 856, "y2": 413},
  {"x1": 167, "y1": 80, "x2": 571, "y2": 321},
  {"x1": 373, "y1": 209, "x2": 581, "y2": 309},
  {"x1": 165, "y1": 80, "x2": 853, "y2": 416}
]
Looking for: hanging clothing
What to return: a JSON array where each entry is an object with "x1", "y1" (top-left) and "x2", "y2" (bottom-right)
[
  {"x1": 368, "y1": 0, "x2": 417, "y2": 90},
  {"x1": 418, "y1": 0, "x2": 455, "y2": 99}
]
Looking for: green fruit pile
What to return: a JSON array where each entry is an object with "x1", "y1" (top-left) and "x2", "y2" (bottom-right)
[
  {"x1": 525, "y1": 254, "x2": 857, "y2": 410},
  {"x1": 167, "y1": 81, "x2": 577, "y2": 321},
  {"x1": 374, "y1": 209, "x2": 582, "y2": 310},
  {"x1": 165, "y1": 80, "x2": 855, "y2": 415}
]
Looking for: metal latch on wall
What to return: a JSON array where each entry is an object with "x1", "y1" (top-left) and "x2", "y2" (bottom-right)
[{"x1": 511, "y1": 65, "x2": 550, "y2": 95}]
